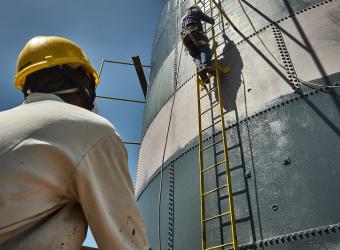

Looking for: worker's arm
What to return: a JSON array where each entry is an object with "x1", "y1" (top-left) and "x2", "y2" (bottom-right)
[
  {"x1": 197, "y1": 9, "x2": 215, "y2": 25},
  {"x1": 69, "y1": 132, "x2": 149, "y2": 250}
]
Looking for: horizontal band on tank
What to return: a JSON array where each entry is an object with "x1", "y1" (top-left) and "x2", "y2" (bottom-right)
[
  {"x1": 238, "y1": 222, "x2": 340, "y2": 249},
  {"x1": 143, "y1": 0, "x2": 335, "y2": 137},
  {"x1": 136, "y1": 84, "x2": 340, "y2": 199},
  {"x1": 150, "y1": 0, "x2": 334, "y2": 84}
]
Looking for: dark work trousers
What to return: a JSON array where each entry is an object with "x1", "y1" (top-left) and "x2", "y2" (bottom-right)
[
  {"x1": 191, "y1": 44, "x2": 213, "y2": 71},
  {"x1": 182, "y1": 30, "x2": 213, "y2": 71}
]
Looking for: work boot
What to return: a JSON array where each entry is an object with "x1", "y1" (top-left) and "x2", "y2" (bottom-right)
[
  {"x1": 198, "y1": 68, "x2": 210, "y2": 85},
  {"x1": 201, "y1": 65, "x2": 215, "y2": 77}
]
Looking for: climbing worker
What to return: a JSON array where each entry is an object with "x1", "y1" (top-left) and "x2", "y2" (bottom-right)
[
  {"x1": 0, "y1": 36, "x2": 149, "y2": 250},
  {"x1": 181, "y1": 4, "x2": 215, "y2": 83}
]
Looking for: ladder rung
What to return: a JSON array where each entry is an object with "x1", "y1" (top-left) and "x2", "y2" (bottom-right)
[
  {"x1": 201, "y1": 76, "x2": 211, "y2": 84},
  {"x1": 205, "y1": 242, "x2": 233, "y2": 250},
  {"x1": 202, "y1": 160, "x2": 225, "y2": 173},
  {"x1": 212, "y1": 13, "x2": 220, "y2": 21},
  {"x1": 202, "y1": 139, "x2": 223, "y2": 151},
  {"x1": 203, "y1": 184, "x2": 227, "y2": 196},
  {"x1": 201, "y1": 102, "x2": 219, "y2": 115},
  {"x1": 204, "y1": 211, "x2": 230, "y2": 222},
  {"x1": 204, "y1": 5, "x2": 218, "y2": 15},
  {"x1": 206, "y1": 22, "x2": 219, "y2": 33},
  {"x1": 200, "y1": 87, "x2": 216, "y2": 99},
  {"x1": 208, "y1": 32, "x2": 222, "y2": 42},
  {"x1": 198, "y1": 75, "x2": 212, "y2": 87},
  {"x1": 206, "y1": 21, "x2": 219, "y2": 33},
  {"x1": 200, "y1": 2, "x2": 209, "y2": 8},
  {"x1": 200, "y1": 119, "x2": 221, "y2": 133}
]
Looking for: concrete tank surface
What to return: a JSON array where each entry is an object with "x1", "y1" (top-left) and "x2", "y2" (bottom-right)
[{"x1": 136, "y1": 0, "x2": 340, "y2": 249}]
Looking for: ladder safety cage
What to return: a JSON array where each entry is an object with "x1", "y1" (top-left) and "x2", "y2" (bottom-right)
[
  {"x1": 194, "y1": 0, "x2": 238, "y2": 249},
  {"x1": 97, "y1": 58, "x2": 150, "y2": 146}
]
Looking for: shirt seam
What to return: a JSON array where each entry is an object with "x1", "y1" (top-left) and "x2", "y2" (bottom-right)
[{"x1": 64, "y1": 131, "x2": 118, "y2": 202}]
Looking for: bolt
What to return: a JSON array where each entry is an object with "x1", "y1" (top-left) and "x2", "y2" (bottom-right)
[
  {"x1": 245, "y1": 170, "x2": 252, "y2": 178},
  {"x1": 272, "y1": 205, "x2": 278, "y2": 211},
  {"x1": 283, "y1": 157, "x2": 291, "y2": 166}
]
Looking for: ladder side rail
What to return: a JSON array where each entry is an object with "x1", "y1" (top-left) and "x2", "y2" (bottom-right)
[
  {"x1": 208, "y1": 0, "x2": 238, "y2": 249},
  {"x1": 196, "y1": 70, "x2": 207, "y2": 250},
  {"x1": 195, "y1": 1, "x2": 208, "y2": 249}
]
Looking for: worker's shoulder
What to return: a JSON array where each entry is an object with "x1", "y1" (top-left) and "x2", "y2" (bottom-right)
[
  {"x1": 0, "y1": 100, "x2": 119, "y2": 158},
  {"x1": 24, "y1": 99, "x2": 117, "y2": 139},
  {"x1": 53, "y1": 101, "x2": 116, "y2": 134}
]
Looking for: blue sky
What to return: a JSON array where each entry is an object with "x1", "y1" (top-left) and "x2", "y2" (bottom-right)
[{"x1": 0, "y1": 0, "x2": 165, "y2": 247}]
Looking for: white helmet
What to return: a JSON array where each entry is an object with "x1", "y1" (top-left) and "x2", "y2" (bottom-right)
[{"x1": 188, "y1": 4, "x2": 200, "y2": 10}]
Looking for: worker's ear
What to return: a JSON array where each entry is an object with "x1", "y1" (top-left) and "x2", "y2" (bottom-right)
[{"x1": 92, "y1": 101, "x2": 100, "y2": 114}]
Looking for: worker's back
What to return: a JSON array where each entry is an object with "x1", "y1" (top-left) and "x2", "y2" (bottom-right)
[
  {"x1": 181, "y1": 6, "x2": 214, "y2": 31},
  {"x1": 0, "y1": 93, "x2": 149, "y2": 250}
]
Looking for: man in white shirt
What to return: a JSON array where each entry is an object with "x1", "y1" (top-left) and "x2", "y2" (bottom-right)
[{"x1": 0, "y1": 36, "x2": 149, "y2": 250}]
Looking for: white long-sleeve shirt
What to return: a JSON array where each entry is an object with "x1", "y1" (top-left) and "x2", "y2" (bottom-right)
[{"x1": 0, "y1": 93, "x2": 149, "y2": 250}]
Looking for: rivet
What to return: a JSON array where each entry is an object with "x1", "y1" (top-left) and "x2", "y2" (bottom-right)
[{"x1": 272, "y1": 205, "x2": 278, "y2": 211}]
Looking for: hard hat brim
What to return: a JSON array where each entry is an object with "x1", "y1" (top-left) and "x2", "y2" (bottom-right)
[{"x1": 14, "y1": 57, "x2": 99, "y2": 90}]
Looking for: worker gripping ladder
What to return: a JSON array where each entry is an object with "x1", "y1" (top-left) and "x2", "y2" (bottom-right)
[{"x1": 195, "y1": 0, "x2": 238, "y2": 249}]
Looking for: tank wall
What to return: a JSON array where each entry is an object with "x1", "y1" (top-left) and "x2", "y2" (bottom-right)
[
  {"x1": 137, "y1": 0, "x2": 340, "y2": 193},
  {"x1": 137, "y1": 0, "x2": 340, "y2": 249},
  {"x1": 142, "y1": 0, "x2": 335, "y2": 135},
  {"x1": 139, "y1": 87, "x2": 340, "y2": 249}
]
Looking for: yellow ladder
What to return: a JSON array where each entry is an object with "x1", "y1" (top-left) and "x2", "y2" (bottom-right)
[{"x1": 194, "y1": 0, "x2": 238, "y2": 249}]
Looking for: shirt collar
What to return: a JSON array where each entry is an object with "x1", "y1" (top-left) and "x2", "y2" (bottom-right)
[{"x1": 24, "y1": 93, "x2": 65, "y2": 104}]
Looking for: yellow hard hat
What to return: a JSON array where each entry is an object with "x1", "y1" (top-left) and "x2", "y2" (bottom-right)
[{"x1": 14, "y1": 36, "x2": 99, "y2": 90}]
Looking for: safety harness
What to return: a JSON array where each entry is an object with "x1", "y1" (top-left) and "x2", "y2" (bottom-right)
[
  {"x1": 181, "y1": 9, "x2": 209, "y2": 55},
  {"x1": 181, "y1": 26, "x2": 209, "y2": 47}
]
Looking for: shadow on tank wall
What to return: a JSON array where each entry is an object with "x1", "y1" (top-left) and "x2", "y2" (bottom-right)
[
  {"x1": 218, "y1": 35, "x2": 243, "y2": 113},
  {"x1": 198, "y1": 0, "x2": 340, "y2": 246},
  {"x1": 216, "y1": 0, "x2": 340, "y2": 136},
  {"x1": 200, "y1": 27, "x2": 259, "y2": 245}
]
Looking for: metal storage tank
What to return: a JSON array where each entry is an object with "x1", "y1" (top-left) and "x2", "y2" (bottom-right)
[{"x1": 136, "y1": 0, "x2": 340, "y2": 249}]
